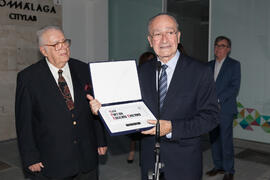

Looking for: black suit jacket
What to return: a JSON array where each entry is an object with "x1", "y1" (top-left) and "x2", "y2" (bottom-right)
[
  {"x1": 209, "y1": 57, "x2": 241, "y2": 115},
  {"x1": 138, "y1": 55, "x2": 219, "y2": 180},
  {"x1": 15, "y1": 58, "x2": 106, "y2": 178}
]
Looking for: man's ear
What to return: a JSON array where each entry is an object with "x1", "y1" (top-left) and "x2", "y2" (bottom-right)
[
  {"x1": 147, "y1": 36, "x2": 153, "y2": 47},
  {"x1": 39, "y1": 46, "x2": 47, "y2": 57},
  {"x1": 177, "y1": 31, "x2": 181, "y2": 44}
]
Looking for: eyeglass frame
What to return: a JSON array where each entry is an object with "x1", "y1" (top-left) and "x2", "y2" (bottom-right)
[
  {"x1": 214, "y1": 44, "x2": 229, "y2": 49},
  {"x1": 150, "y1": 30, "x2": 179, "y2": 41},
  {"x1": 43, "y1": 39, "x2": 71, "y2": 51}
]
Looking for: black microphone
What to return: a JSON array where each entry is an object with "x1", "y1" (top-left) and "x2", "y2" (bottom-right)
[
  {"x1": 148, "y1": 60, "x2": 164, "y2": 180},
  {"x1": 155, "y1": 60, "x2": 161, "y2": 179},
  {"x1": 156, "y1": 61, "x2": 162, "y2": 72},
  {"x1": 156, "y1": 60, "x2": 162, "y2": 128},
  {"x1": 156, "y1": 60, "x2": 162, "y2": 141}
]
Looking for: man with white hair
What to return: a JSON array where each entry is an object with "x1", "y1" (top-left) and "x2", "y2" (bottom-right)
[{"x1": 15, "y1": 26, "x2": 107, "y2": 180}]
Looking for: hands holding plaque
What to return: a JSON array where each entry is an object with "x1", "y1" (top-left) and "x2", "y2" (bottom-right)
[
  {"x1": 141, "y1": 120, "x2": 172, "y2": 136},
  {"x1": 87, "y1": 94, "x2": 101, "y2": 115},
  {"x1": 87, "y1": 94, "x2": 172, "y2": 136}
]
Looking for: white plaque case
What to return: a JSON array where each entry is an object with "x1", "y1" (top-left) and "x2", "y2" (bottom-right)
[{"x1": 89, "y1": 60, "x2": 156, "y2": 136}]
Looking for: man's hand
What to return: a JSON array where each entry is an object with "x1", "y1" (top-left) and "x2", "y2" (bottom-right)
[
  {"x1": 98, "y1": 146, "x2": 108, "y2": 155},
  {"x1": 86, "y1": 94, "x2": 101, "y2": 115},
  {"x1": 141, "y1": 120, "x2": 172, "y2": 136},
  {"x1": 28, "y1": 162, "x2": 44, "y2": 172}
]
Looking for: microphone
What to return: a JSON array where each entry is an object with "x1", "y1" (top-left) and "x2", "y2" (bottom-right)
[
  {"x1": 153, "y1": 60, "x2": 163, "y2": 179},
  {"x1": 148, "y1": 60, "x2": 164, "y2": 180},
  {"x1": 156, "y1": 61, "x2": 162, "y2": 72},
  {"x1": 156, "y1": 60, "x2": 162, "y2": 135}
]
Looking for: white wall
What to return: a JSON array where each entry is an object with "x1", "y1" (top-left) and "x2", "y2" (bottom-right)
[
  {"x1": 210, "y1": 0, "x2": 270, "y2": 143},
  {"x1": 62, "y1": 0, "x2": 108, "y2": 63}
]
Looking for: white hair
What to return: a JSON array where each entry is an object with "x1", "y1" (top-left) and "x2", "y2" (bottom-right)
[{"x1": 37, "y1": 26, "x2": 63, "y2": 46}]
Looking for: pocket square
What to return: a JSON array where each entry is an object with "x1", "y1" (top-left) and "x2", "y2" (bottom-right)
[{"x1": 84, "y1": 83, "x2": 92, "y2": 92}]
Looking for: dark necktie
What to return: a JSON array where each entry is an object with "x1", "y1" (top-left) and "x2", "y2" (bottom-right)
[
  {"x1": 58, "y1": 69, "x2": 74, "y2": 111},
  {"x1": 159, "y1": 64, "x2": 168, "y2": 109}
]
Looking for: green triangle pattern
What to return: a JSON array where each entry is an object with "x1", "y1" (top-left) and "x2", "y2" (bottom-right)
[
  {"x1": 255, "y1": 117, "x2": 261, "y2": 125},
  {"x1": 237, "y1": 102, "x2": 244, "y2": 108},
  {"x1": 245, "y1": 114, "x2": 254, "y2": 124},
  {"x1": 262, "y1": 122, "x2": 270, "y2": 133}
]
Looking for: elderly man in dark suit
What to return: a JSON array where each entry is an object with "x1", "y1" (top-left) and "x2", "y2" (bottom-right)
[
  {"x1": 15, "y1": 26, "x2": 107, "y2": 180},
  {"x1": 88, "y1": 13, "x2": 219, "y2": 180},
  {"x1": 137, "y1": 13, "x2": 219, "y2": 180},
  {"x1": 206, "y1": 36, "x2": 241, "y2": 180}
]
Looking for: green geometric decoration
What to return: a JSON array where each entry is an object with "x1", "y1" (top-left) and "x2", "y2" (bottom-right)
[
  {"x1": 239, "y1": 119, "x2": 249, "y2": 129},
  {"x1": 246, "y1": 114, "x2": 254, "y2": 124},
  {"x1": 234, "y1": 102, "x2": 270, "y2": 134},
  {"x1": 255, "y1": 117, "x2": 261, "y2": 125},
  {"x1": 261, "y1": 116, "x2": 270, "y2": 121},
  {"x1": 237, "y1": 102, "x2": 244, "y2": 108},
  {"x1": 262, "y1": 122, "x2": 270, "y2": 133},
  {"x1": 233, "y1": 119, "x2": 238, "y2": 127},
  {"x1": 255, "y1": 110, "x2": 260, "y2": 119}
]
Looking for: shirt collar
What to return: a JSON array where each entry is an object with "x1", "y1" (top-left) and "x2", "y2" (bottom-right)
[
  {"x1": 215, "y1": 57, "x2": 226, "y2": 64},
  {"x1": 46, "y1": 57, "x2": 69, "y2": 73},
  {"x1": 157, "y1": 50, "x2": 180, "y2": 70}
]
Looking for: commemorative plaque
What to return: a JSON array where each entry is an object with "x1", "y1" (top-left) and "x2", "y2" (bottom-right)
[{"x1": 89, "y1": 60, "x2": 155, "y2": 136}]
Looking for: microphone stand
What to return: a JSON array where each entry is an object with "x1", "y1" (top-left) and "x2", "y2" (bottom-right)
[{"x1": 148, "y1": 61, "x2": 163, "y2": 180}]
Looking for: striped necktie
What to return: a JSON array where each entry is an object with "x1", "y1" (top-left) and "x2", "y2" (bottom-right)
[
  {"x1": 58, "y1": 69, "x2": 74, "y2": 111},
  {"x1": 159, "y1": 64, "x2": 168, "y2": 109}
]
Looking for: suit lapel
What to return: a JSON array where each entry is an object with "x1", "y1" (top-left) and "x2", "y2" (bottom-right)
[
  {"x1": 149, "y1": 60, "x2": 158, "y2": 106},
  {"x1": 210, "y1": 61, "x2": 215, "y2": 71},
  {"x1": 216, "y1": 57, "x2": 229, "y2": 83},
  {"x1": 142, "y1": 59, "x2": 159, "y2": 116},
  {"x1": 39, "y1": 59, "x2": 69, "y2": 110},
  {"x1": 69, "y1": 60, "x2": 84, "y2": 114}
]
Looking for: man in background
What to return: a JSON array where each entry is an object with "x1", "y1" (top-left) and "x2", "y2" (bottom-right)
[
  {"x1": 206, "y1": 36, "x2": 241, "y2": 180},
  {"x1": 15, "y1": 26, "x2": 107, "y2": 180}
]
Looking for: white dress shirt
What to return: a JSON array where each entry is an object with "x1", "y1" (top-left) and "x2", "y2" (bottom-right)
[
  {"x1": 46, "y1": 59, "x2": 74, "y2": 101},
  {"x1": 214, "y1": 57, "x2": 226, "y2": 81}
]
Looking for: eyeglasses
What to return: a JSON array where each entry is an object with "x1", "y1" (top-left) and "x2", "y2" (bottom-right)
[
  {"x1": 151, "y1": 30, "x2": 178, "y2": 41},
  {"x1": 43, "y1": 39, "x2": 71, "y2": 51},
  {"x1": 215, "y1": 44, "x2": 229, "y2": 49}
]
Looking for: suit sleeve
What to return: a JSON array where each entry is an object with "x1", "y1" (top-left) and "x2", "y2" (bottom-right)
[
  {"x1": 86, "y1": 66, "x2": 107, "y2": 147},
  {"x1": 218, "y1": 62, "x2": 241, "y2": 104},
  {"x1": 15, "y1": 73, "x2": 40, "y2": 168},
  {"x1": 93, "y1": 115, "x2": 107, "y2": 147},
  {"x1": 171, "y1": 67, "x2": 220, "y2": 140}
]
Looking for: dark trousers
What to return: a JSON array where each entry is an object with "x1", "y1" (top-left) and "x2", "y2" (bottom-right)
[
  {"x1": 209, "y1": 113, "x2": 235, "y2": 174},
  {"x1": 29, "y1": 169, "x2": 98, "y2": 180}
]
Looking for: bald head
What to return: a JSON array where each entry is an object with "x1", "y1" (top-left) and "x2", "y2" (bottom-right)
[{"x1": 148, "y1": 13, "x2": 179, "y2": 34}]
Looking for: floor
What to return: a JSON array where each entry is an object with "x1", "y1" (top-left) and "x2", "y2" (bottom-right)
[{"x1": 0, "y1": 135, "x2": 270, "y2": 180}]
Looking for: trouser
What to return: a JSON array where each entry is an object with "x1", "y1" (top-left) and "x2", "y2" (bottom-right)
[{"x1": 209, "y1": 113, "x2": 235, "y2": 174}]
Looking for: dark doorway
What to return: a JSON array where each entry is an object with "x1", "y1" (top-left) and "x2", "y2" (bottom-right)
[{"x1": 167, "y1": 0, "x2": 209, "y2": 62}]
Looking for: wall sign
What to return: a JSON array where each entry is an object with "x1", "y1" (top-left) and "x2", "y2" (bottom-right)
[{"x1": 0, "y1": 0, "x2": 60, "y2": 22}]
